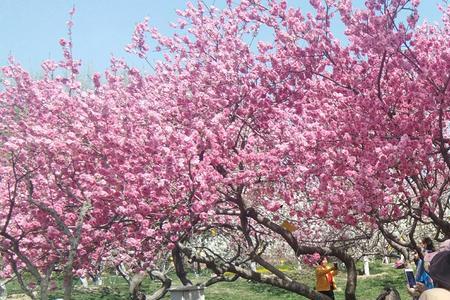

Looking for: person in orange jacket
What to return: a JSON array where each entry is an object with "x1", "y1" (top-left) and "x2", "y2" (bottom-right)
[{"x1": 315, "y1": 256, "x2": 338, "y2": 300}]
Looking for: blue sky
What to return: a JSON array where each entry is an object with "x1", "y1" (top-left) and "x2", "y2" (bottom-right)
[{"x1": 0, "y1": 0, "x2": 442, "y2": 75}]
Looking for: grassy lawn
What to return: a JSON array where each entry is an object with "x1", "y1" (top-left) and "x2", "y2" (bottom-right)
[{"x1": 5, "y1": 261, "x2": 411, "y2": 299}]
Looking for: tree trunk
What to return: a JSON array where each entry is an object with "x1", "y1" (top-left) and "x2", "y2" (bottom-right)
[
  {"x1": 63, "y1": 269, "x2": 74, "y2": 300},
  {"x1": 39, "y1": 277, "x2": 49, "y2": 300},
  {"x1": 0, "y1": 281, "x2": 7, "y2": 300},
  {"x1": 130, "y1": 272, "x2": 146, "y2": 300},
  {"x1": 146, "y1": 270, "x2": 171, "y2": 300},
  {"x1": 342, "y1": 257, "x2": 357, "y2": 300},
  {"x1": 171, "y1": 246, "x2": 192, "y2": 286},
  {"x1": 80, "y1": 276, "x2": 89, "y2": 288}
]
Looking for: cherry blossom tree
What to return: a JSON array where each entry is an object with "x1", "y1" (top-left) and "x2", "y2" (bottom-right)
[
  {"x1": 123, "y1": 1, "x2": 366, "y2": 299},
  {"x1": 0, "y1": 14, "x2": 172, "y2": 298},
  {"x1": 263, "y1": 0, "x2": 450, "y2": 255},
  {"x1": 242, "y1": 0, "x2": 450, "y2": 260}
]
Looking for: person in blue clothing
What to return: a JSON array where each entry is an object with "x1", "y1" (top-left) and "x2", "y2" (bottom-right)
[
  {"x1": 413, "y1": 251, "x2": 433, "y2": 289},
  {"x1": 408, "y1": 237, "x2": 435, "y2": 298},
  {"x1": 416, "y1": 237, "x2": 435, "y2": 288},
  {"x1": 408, "y1": 239, "x2": 450, "y2": 299}
]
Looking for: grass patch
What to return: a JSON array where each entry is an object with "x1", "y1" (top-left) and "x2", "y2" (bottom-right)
[{"x1": 4, "y1": 261, "x2": 411, "y2": 299}]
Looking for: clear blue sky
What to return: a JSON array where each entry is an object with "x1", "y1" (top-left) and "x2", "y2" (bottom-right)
[{"x1": 0, "y1": 0, "x2": 442, "y2": 74}]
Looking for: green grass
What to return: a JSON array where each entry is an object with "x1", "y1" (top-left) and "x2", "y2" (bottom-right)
[
  {"x1": 352, "y1": 262, "x2": 409, "y2": 300},
  {"x1": 5, "y1": 262, "x2": 411, "y2": 299}
]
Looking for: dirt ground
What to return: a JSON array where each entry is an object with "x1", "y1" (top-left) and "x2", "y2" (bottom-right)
[{"x1": 6, "y1": 294, "x2": 31, "y2": 300}]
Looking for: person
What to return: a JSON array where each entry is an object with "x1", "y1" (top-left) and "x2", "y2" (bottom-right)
[
  {"x1": 408, "y1": 239, "x2": 450, "y2": 299},
  {"x1": 394, "y1": 253, "x2": 405, "y2": 269},
  {"x1": 408, "y1": 252, "x2": 433, "y2": 299},
  {"x1": 414, "y1": 238, "x2": 435, "y2": 290},
  {"x1": 376, "y1": 286, "x2": 401, "y2": 300},
  {"x1": 315, "y1": 256, "x2": 338, "y2": 300},
  {"x1": 421, "y1": 237, "x2": 436, "y2": 252},
  {"x1": 418, "y1": 249, "x2": 450, "y2": 299}
]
